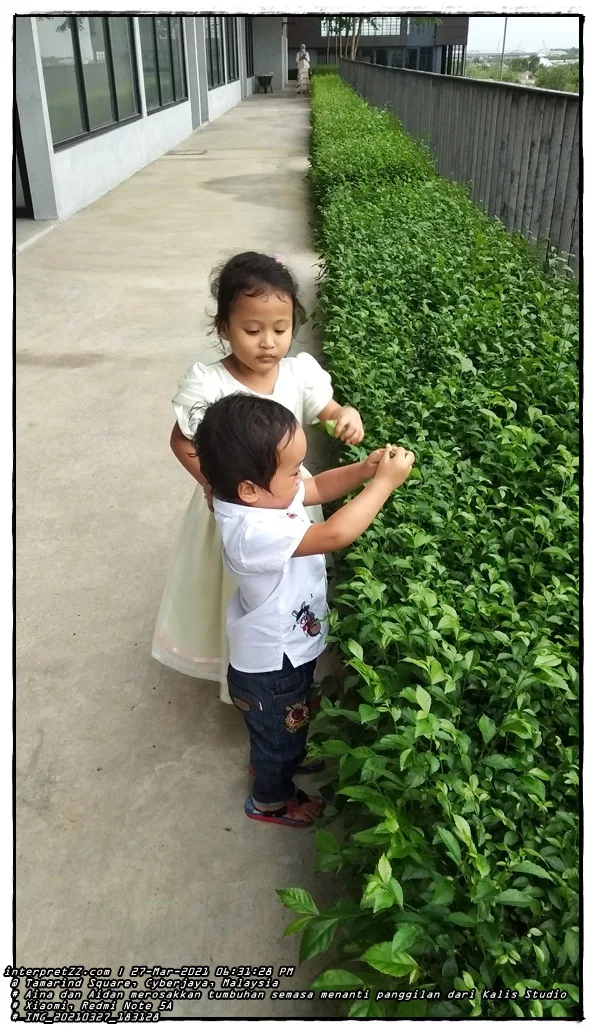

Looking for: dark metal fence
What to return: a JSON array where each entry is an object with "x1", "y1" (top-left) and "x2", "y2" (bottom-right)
[{"x1": 339, "y1": 58, "x2": 580, "y2": 270}]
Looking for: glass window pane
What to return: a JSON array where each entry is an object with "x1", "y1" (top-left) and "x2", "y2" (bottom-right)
[
  {"x1": 80, "y1": 17, "x2": 114, "y2": 130},
  {"x1": 108, "y1": 17, "x2": 138, "y2": 119},
  {"x1": 206, "y1": 18, "x2": 213, "y2": 88},
  {"x1": 36, "y1": 16, "x2": 85, "y2": 144},
  {"x1": 139, "y1": 17, "x2": 159, "y2": 110},
  {"x1": 208, "y1": 18, "x2": 218, "y2": 87},
  {"x1": 245, "y1": 17, "x2": 254, "y2": 77},
  {"x1": 170, "y1": 17, "x2": 184, "y2": 100},
  {"x1": 216, "y1": 17, "x2": 225, "y2": 85},
  {"x1": 156, "y1": 17, "x2": 174, "y2": 104}
]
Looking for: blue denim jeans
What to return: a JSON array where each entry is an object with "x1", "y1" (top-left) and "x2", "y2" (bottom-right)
[{"x1": 228, "y1": 655, "x2": 317, "y2": 806}]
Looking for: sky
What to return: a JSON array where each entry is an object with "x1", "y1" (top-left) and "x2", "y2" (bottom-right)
[{"x1": 467, "y1": 16, "x2": 581, "y2": 54}]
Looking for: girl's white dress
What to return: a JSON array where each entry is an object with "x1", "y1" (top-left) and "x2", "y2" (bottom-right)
[{"x1": 152, "y1": 352, "x2": 334, "y2": 703}]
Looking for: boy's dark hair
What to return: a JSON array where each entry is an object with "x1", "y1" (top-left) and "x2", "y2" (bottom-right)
[
  {"x1": 194, "y1": 394, "x2": 299, "y2": 502},
  {"x1": 210, "y1": 252, "x2": 306, "y2": 335}
]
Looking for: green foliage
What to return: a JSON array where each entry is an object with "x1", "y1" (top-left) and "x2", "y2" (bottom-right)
[
  {"x1": 534, "y1": 63, "x2": 579, "y2": 94},
  {"x1": 279, "y1": 74, "x2": 579, "y2": 1019},
  {"x1": 310, "y1": 76, "x2": 434, "y2": 206},
  {"x1": 311, "y1": 65, "x2": 340, "y2": 77},
  {"x1": 465, "y1": 62, "x2": 520, "y2": 84}
]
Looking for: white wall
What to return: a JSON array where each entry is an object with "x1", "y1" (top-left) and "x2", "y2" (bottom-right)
[
  {"x1": 51, "y1": 101, "x2": 193, "y2": 219},
  {"x1": 252, "y1": 17, "x2": 284, "y2": 92},
  {"x1": 207, "y1": 80, "x2": 242, "y2": 122}
]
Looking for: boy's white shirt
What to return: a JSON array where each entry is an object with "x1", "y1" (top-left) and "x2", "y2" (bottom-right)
[{"x1": 213, "y1": 481, "x2": 328, "y2": 673}]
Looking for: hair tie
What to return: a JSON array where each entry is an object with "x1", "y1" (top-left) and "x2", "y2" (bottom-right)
[{"x1": 273, "y1": 253, "x2": 287, "y2": 267}]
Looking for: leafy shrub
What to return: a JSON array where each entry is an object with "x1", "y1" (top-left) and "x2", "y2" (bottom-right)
[
  {"x1": 310, "y1": 76, "x2": 434, "y2": 205},
  {"x1": 279, "y1": 74, "x2": 580, "y2": 1019},
  {"x1": 534, "y1": 62, "x2": 579, "y2": 94},
  {"x1": 311, "y1": 64, "x2": 340, "y2": 77}
]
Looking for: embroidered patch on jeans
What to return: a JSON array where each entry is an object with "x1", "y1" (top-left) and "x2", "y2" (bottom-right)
[
  {"x1": 232, "y1": 696, "x2": 251, "y2": 712},
  {"x1": 285, "y1": 699, "x2": 310, "y2": 733}
]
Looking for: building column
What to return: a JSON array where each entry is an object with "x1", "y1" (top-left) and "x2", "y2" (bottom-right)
[
  {"x1": 131, "y1": 18, "x2": 147, "y2": 117},
  {"x1": 193, "y1": 17, "x2": 209, "y2": 124},
  {"x1": 14, "y1": 16, "x2": 57, "y2": 220},
  {"x1": 184, "y1": 16, "x2": 202, "y2": 129},
  {"x1": 281, "y1": 17, "x2": 288, "y2": 87},
  {"x1": 238, "y1": 17, "x2": 248, "y2": 98}
]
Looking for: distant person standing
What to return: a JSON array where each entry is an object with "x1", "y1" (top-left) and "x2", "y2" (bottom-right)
[{"x1": 296, "y1": 44, "x2": 310, "y2": 94}]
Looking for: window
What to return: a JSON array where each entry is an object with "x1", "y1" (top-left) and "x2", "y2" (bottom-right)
[
  {"x1": 225, "y1": 17, "x2": 239, "y2": 82},
  {"x1": 407, "y1": 47, "x2": 419, "y2": 70},
  {"x1": 205, "y1": 16, "x2": 225, "y2": 89},
  {"x1": 37, "y1": 15, "x2": 140, "y2": 147},
  {"x1": 390, "y1": 49, "x2": 405, "y2": 68},
  {"x1": 376, "y1": 49, "x2": 388, "y2": 67},
  {"x1": 109, "y1": 16, "x2": 139, "y2": 120},
  {"x1": 138, "y1": 16, "x2": 187, "y2": 111},
  {"x1": 442, "y1": 44, "x2": 465, "y2": 76},
  {"x1": 321, "y1": 17, "x2": 401, "y2": 37},
  {"x1": 245, "y1": 17, "x2": 254, "y2": 77},
  {"x1": 419, "y1": 46, "x2": 435, "y2": 72}
]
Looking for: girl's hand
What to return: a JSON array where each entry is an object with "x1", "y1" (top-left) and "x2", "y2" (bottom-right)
[
  {"x1": 203, "y1": 484, "x2": 214, "y2": 512},
  {"x1": 362, "y1": 448, "x2": 386, "y2": 479},
  {"x1": 334, "y1": 406, "x2": 365, "y2": 445}
]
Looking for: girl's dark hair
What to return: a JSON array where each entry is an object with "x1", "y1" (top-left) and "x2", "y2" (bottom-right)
[
  {"x1": 209, "y1": 252, "x2": 306, "y2": 335},
  {"x1": 194, "y1": 394, "x2": 299, "y2": 503}
]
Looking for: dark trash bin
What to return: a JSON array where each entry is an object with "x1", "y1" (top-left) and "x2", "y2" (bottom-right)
[{"x1": 256, "y1": 74, "x2": 274, "y2": 93}]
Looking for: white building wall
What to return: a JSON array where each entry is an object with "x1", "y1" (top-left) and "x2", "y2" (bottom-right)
[
  {"x1": 252, "y1": 17, "x2": 284, "y2": 92},
  {"x1": 205, "y1": 17, "x2": 247, "y2": 121},
  {"x1": 51, "y1": 101, "x2": 193, "y2": 219},
  {"x1": 207, "y1": 80, "x2": 242, "y2": 121}
]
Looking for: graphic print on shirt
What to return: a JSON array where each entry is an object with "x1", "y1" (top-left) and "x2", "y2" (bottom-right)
[{"x1": 292, "y1": 596, "x2": 322, "y2": 638}]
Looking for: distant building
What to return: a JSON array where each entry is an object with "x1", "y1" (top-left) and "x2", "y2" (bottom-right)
[{"x1": 286, "y1": 15, "x2": 469, "y2": 77}]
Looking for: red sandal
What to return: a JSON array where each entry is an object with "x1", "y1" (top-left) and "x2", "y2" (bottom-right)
[{"x1": 244, "y1": 788, "x2": 325, "y2": 827}]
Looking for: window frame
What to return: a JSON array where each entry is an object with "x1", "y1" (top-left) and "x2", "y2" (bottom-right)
[
  {"x1": 206, "y1": 16, "x2": 226, "y2": 90},
  {"x1": 225, "y1": 16, "x2": 239, "y2": 83},
  {"x1": 245, "y1": 16, "x2": 254, "y2": 78},
  {"x1": 38, "y1": 15, "x2": 142, "y2": 151},
  {"x1": 142, "y1": 15, "x2": 188, "y2": 116}
]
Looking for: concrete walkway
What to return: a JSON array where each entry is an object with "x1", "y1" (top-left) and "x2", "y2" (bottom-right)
[{"x1": 16, "y1": 93, "x2": 336, "y2": 1019}]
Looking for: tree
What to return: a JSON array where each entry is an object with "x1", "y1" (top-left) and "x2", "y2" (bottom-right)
[
  {"x1": 528, "y1": 53, "x2": 540, "y2": 72},
  {"x1": 534, "y1": 62, "x2": 579, "y2": 93},
  {"x1": 465, "y1": 62, "x2": 519, "y2": 84}
]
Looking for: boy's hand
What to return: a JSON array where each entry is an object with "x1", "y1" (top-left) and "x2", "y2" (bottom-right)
[
  {"x1": 374, "y1": 444, "x2": 415, "y2": 489},
  {"x1": 334, "y1": 406, "x2": 365, "y2": 445},
  {"x1": 362, "y1": 447, "x2": 387, "y2": 479}
]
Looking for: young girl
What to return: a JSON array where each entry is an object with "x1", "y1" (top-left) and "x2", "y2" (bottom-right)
[{"x1": 152, "y1": 252, "x2": 365, "y2": 703}]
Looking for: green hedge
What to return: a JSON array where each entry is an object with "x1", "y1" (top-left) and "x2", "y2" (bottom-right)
[
  {"x1": 311, "y1": 64, "x2": 340, "y2": 77},
  {"x1": 279, "y1": 75, "x2": 580, "y2": 1019},
  {"x1": 310, "y1": 76, "x2": 434, "y2": 204}
]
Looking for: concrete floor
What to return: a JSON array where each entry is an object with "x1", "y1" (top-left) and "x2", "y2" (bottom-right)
[
  {"x1": 16, "y1": 94, "x2": 338, "y2": 1019},
  {"x1": 15, "y1": 218, "x2": 58, "y2": 254}
]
